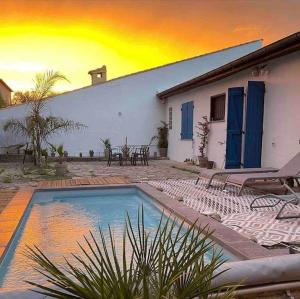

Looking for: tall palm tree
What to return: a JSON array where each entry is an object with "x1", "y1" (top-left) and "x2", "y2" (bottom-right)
[{"x1": 3, "y1": 71, "x2": 86, "y2": 166}]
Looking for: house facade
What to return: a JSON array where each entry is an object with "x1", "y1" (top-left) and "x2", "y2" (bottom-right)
[
  {"x1": 0, "y1": 41, "x2": 261, "y2": 153},
  {"x1": 0, "y1": 79, "x2": 12, "y2": 107},
  {"x1": 159, "y1": 32, "x2": 300, "y2": 169}
]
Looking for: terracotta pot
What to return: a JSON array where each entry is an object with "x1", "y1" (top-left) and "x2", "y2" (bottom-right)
[
  {"x1": 159, "y1": 148, "x2": 167, "y2": 157},
  {"x1": 55, "y1": 163, "x2": 67, "y2": 176},
  {"x1": 198, "y1": 156, "x2": 208, "y2": 168},
  {"x1": 207, "y1": 161, "x2": 214, "y2": 169},
  {"x1": 104, "y1": 149, "x2": 109, "y2": 159}
]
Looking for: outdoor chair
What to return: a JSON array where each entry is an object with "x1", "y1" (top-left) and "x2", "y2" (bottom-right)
[
  {"x1": 196, "y1": 167, "x2": 278, "y2": 188},
  {"x1": 223, "y1": 152, "x2": 300, "y2": 195},
  {"x1": 250, "y1": 183, "x2": 300, "y2": 219},
  {"x1": 131, "y1": 146, "x2": 149, "y2": 166},
  {"x1": 107, "y1": 147, "x2": 123, "y2": 166}
]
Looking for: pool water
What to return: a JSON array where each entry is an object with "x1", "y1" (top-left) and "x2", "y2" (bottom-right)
[{"x1": 0, "y1": 187, "x2": 232, "y2": 291}]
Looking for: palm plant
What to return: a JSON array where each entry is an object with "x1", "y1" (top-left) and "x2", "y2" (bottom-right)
[
  {"x1": 3, "y1": 71, "x2": 86, "y2": 166},
  {"x1": 56, "y1": 144, "x2": 64, "y2": 164},
  {"x1": 25, "y1": 209, "x2": 236, "y2": 298},
  {"x1": 100, "y1": 138, "x2": 111, "y2": 150}
]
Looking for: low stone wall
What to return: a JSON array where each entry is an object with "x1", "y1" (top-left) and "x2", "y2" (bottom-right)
[
  {"x1": 0, "y1": 155, "x2": 167, "y2": 163},
  {"x1": 0, "y1": 154, "x2": 33, "y2": 162}
]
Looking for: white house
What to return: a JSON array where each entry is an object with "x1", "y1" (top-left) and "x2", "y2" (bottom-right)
[
  {"x1": 158, "y1": 31, "x2": 300, "y2": 169},
  {"x1": 0, "y1": 41, "x2": 261, "y2": 155}
]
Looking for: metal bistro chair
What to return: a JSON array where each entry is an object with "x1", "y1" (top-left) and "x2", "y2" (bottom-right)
[
  {"x1": 107, "y1": 147, "x2": 123, "y2": 166},
  {"x1": 131, "y1": 145, "x2": 149, "y2": 166}
]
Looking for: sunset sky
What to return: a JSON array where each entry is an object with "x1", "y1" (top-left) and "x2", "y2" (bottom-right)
[{"x1": 1, "y1": 0, "x2": 300, "y2": 93}]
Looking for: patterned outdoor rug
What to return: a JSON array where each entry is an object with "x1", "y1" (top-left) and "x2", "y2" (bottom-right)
[
  {"x1": 222, "y1": 211, "x2": 300, "y2": 246},
  {"x1": 147, "y1": 179, "x2": 300, "y2": 246}
]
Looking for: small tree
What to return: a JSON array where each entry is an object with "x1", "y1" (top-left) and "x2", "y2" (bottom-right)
[
  {"x1": 3, "y1": 71, "x2": 86, "y2": 166},
  {"x1": 196, "y1": 116, "x2": 210, "y2": 158}
]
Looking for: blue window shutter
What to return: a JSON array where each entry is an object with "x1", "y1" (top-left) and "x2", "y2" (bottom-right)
[
  {"x1": 244, "y1": 81, "x2": 265, "y2": 168},
  {"x1": 181, "y1": 101, "x2": 193, "y2": 139},
  {"x1": 187, "y1": 101, "x2": 193, "y2": 139},
  {"x1": 225, "y1": 87, "x2": 244, "y2": 169},
  {"x1": 181, "y1": 103, "x2": 188, "y2": 139}
]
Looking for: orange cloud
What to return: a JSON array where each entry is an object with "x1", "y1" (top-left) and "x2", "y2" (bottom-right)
[{"x1": 0, "y1": 0, "x2": 299, "y2": 92}]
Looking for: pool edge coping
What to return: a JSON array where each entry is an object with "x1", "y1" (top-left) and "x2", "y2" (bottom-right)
[{"x1": 0, "y1": 188, "x2": 35, "y2": 264}]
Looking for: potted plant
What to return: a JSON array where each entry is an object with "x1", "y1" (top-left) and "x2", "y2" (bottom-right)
[
  {"x1": 55, "y1": 144, "x2": 67, "y2": 176},
  {"x1": 196, "y1": 116, "x2": 210, "y2": 168},
  {"x1": 50, "y1": 144, "x2": 56, "y2": 157},
  {"x1": 25, "y1": 148, "x2": 33, "y2": 156},
  {"x1": 121, "y1": 137, "x2": 130, "y2": 161},
  {"x1": 41, "y1": 149, "x2": 48, "y2": 166},
  {"x1": 156, "y1": 121, "x2": 168, "y2": 158},
  {"x1": 100, "y1": 138, "x2": 111, "y2": 159},
  {"x1": 89, "y1": 150, "x2": 94, "y2": 157}
]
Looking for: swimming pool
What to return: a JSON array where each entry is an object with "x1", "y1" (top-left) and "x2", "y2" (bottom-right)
[{"x1": 0, "y1": 186, "x2": 234, "y2": 293}]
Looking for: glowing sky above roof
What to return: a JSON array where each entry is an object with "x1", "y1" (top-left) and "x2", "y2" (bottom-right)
[{"x1": 1, "y1": 0, "x2": 299, "y2": 92}]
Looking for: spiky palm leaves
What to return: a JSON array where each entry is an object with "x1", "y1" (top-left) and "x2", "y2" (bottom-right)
[
  {"x1": 25, "y1": 209, "x2": 235, "y2": 298},
  {"x1": 3, "y1": 71, "x2": 85, "y2": 166}
]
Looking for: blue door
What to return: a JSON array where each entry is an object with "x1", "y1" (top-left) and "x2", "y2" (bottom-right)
[
  {"x1": 181, "y1": 101, "x2": 193, "y2": 139},
  {"x1": 225, "y1": 87, "x2": 244, "y2": 169},
  {"x1": 244, "y1": 81, "x2": 265, "y2": 168}
]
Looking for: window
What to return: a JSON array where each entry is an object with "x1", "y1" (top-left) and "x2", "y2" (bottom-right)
[
  {"x1": 181, "y1": 101, "x2": 193, "y2": 139},
  {"x1": 168, "y1": 107, "x2": 172, "y2": 130},
  {"x1": 210, "y1": 94, "x2": 225, "y2": 121}
]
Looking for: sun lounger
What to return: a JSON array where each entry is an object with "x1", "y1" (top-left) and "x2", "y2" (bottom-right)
[
  {"x1": 223, "y1": 152, "x2": 300, "y2": 195},
  {"x1": 196, "y1": 167, "x2": 278, "y2": 188},
  {"x1": 250, "y1": 183, "x2": 300, "y2": 219}
]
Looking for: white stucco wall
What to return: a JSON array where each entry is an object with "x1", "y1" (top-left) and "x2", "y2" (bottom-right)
[
  {"x1": 166, "y1": 50, "x2": 300, "y2": 169},
  {"x1": 0, "y1": 41, "x2": 261, "y2": 156}
]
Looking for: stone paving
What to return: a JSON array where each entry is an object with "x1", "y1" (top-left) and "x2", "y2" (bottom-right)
[
  {"x1": 67, "y1": 160, "x2": 198, "y2": 182},
  {"x1": 0, "y1": 160, "x2": 198, "y2": 189}
]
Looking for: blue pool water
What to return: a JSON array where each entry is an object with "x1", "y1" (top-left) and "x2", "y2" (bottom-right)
[{"x1": 0, "y1": 187, "x2": 233, "y2": 291}]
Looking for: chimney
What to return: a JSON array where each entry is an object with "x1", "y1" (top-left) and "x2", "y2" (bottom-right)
[{"x1": 88, "y1": 65, "x2": 107, "y2": 85}]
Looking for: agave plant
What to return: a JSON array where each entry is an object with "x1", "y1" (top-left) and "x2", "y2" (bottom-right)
[{"x1": 25, "y1": 209, "x2": 236, "y2": 298}]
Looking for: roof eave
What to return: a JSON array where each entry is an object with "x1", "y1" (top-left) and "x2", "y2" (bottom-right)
[{"x1": 158, "y1": 31, "x2": 300, "y2": 100}]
